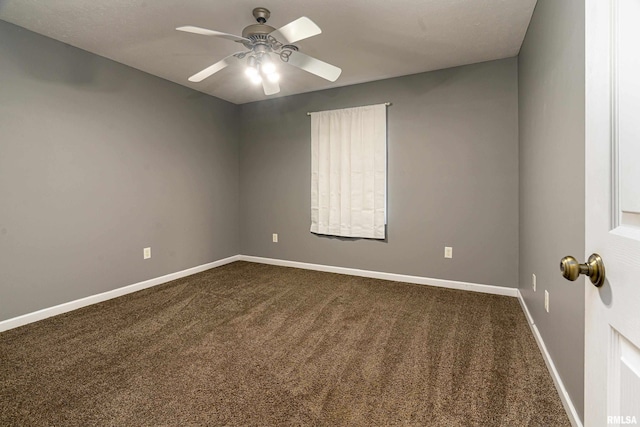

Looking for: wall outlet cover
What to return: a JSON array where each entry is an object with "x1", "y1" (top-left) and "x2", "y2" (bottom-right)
[
  {"x1": 444, "y1": 246, "x2": 453, "y2": 259},
  {"x1": 544, "y1": 290, "x2": 549, "y2": 312},
  {"x1": 532, "y1": 273, "x2": 537, "y2": 292},
  {"x1": 272, "y1": 233, "x2": 278, "y2": 243},
  {"x1": 143, "y1": 247, "x2": 151, "y2": 259}
]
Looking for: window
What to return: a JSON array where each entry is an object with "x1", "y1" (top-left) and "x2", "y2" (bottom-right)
[{"x1": 310, "y1": 104, "x2": 387, "y2": 239}]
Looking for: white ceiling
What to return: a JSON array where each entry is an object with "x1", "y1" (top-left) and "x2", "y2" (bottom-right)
[{"x1": 0, "y1": 0, "x2": 537, "y2": 105}]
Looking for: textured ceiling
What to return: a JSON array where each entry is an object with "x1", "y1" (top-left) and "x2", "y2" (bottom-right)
[{"x1": 0, "y1": 0, "x2": 537, "y2": 104}]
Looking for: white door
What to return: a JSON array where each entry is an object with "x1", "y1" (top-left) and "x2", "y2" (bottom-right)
[{"x1": 584, "y1": 0, "x2": 640, "y2": 425}]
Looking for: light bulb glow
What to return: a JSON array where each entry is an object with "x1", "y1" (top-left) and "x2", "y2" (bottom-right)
[
  {"x1": 267, "y1": 73, "x2": 280, "y2": 83},
  {"x1": 262, "y1": 62, "x2": 276, "y2": 75},
  {"x1": 245, "y1": 66, "x2": 258, "y2": 77},
  {"x1": 250, "y1": 74, "x2": 262, "y2": 85}
]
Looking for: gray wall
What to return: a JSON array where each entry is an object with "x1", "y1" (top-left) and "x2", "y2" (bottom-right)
[
  {"x1": 0, "y1": 21, "x2": 240, "y2": 321},
  {"x1": 240, "y1": 58, "x2": 519, "y2": 288},
  {"x1": 518, "y1": 0, "x2": 585, "y2": 421}
]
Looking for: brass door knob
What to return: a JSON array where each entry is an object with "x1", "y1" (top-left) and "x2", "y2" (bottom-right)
[{"x1": 560, "y1": 253, "x2": 605, "y2": 287}]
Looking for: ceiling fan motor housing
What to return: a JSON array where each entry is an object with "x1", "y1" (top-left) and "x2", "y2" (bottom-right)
[{"x1": 241, "y1": 24, "x2": 276, "y2": 39}]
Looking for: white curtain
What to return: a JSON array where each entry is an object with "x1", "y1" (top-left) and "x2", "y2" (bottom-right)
[{"x1": 310, "y1": 104, "x2": 387, "y2": 239}]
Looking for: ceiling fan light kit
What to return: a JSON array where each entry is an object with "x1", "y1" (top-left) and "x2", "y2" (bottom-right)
[{"x1": 176, "y1": 7, "x2": 342, "y2": 96}]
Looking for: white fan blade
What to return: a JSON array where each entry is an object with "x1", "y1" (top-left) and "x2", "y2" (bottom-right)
[
  {"x1": 269, "y1": 17, "x2": 321, "y2": 44},
  {"x1": 261, "y1": 76, "x2": 280, "y2": 96},
  {"x1": 188, "y1": 53, "x2": 242, "y2": 82},
  {"x1": 176, "y1": 26, "x2": 250, "y2": 43},
  {"x1": 285, "y1": 51, "x2": 341, "y2": 82}
]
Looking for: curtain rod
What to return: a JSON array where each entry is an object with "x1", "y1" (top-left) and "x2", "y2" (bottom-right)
[{"x1": 307, "y1": 102, "x2": 392, "y2": 116}]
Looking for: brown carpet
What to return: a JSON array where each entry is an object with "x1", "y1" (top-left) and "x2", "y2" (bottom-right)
[{"x1": 0, "y1": 261, "x2": 569, "y2": 426}]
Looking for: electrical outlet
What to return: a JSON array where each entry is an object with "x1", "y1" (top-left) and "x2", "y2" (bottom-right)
[
  {"x1": 544, "y1": 290, "x2": 549, "y2": 312},
  {"x1": 272, "y1": 233, "x2": 278, "y2": 243},
  {"x1": 143, "y1": 247, "x2": 151, "y2": 260},
  {"x1": 532, "y1": 273, "x2": 537, "y2": 292},
  {"x1": 444, "y1": 246, "x2": 453, "y2": 259}
]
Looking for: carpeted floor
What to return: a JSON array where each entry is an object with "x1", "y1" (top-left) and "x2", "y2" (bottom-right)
[{"x1": 0, "y1": 261, "x2": 570, "y2": 426}]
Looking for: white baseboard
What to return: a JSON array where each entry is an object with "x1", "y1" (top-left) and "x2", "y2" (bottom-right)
[
  {"x1": 1, "y1": 254, "x2": 513, "y2": 332},
  {"x1": 0, "y1": 255, "x2": 241, "y2": 333},
  {"x1": 239, "y1": 255, "x2": 518, "y2": 297},
  {"x1": 516, "y1": 290, "x2": 583, "y2": 427}
]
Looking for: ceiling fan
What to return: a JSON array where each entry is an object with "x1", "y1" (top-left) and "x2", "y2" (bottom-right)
[{"x1": 176, "y1": 7, "x2": 342, "y2": 96}]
